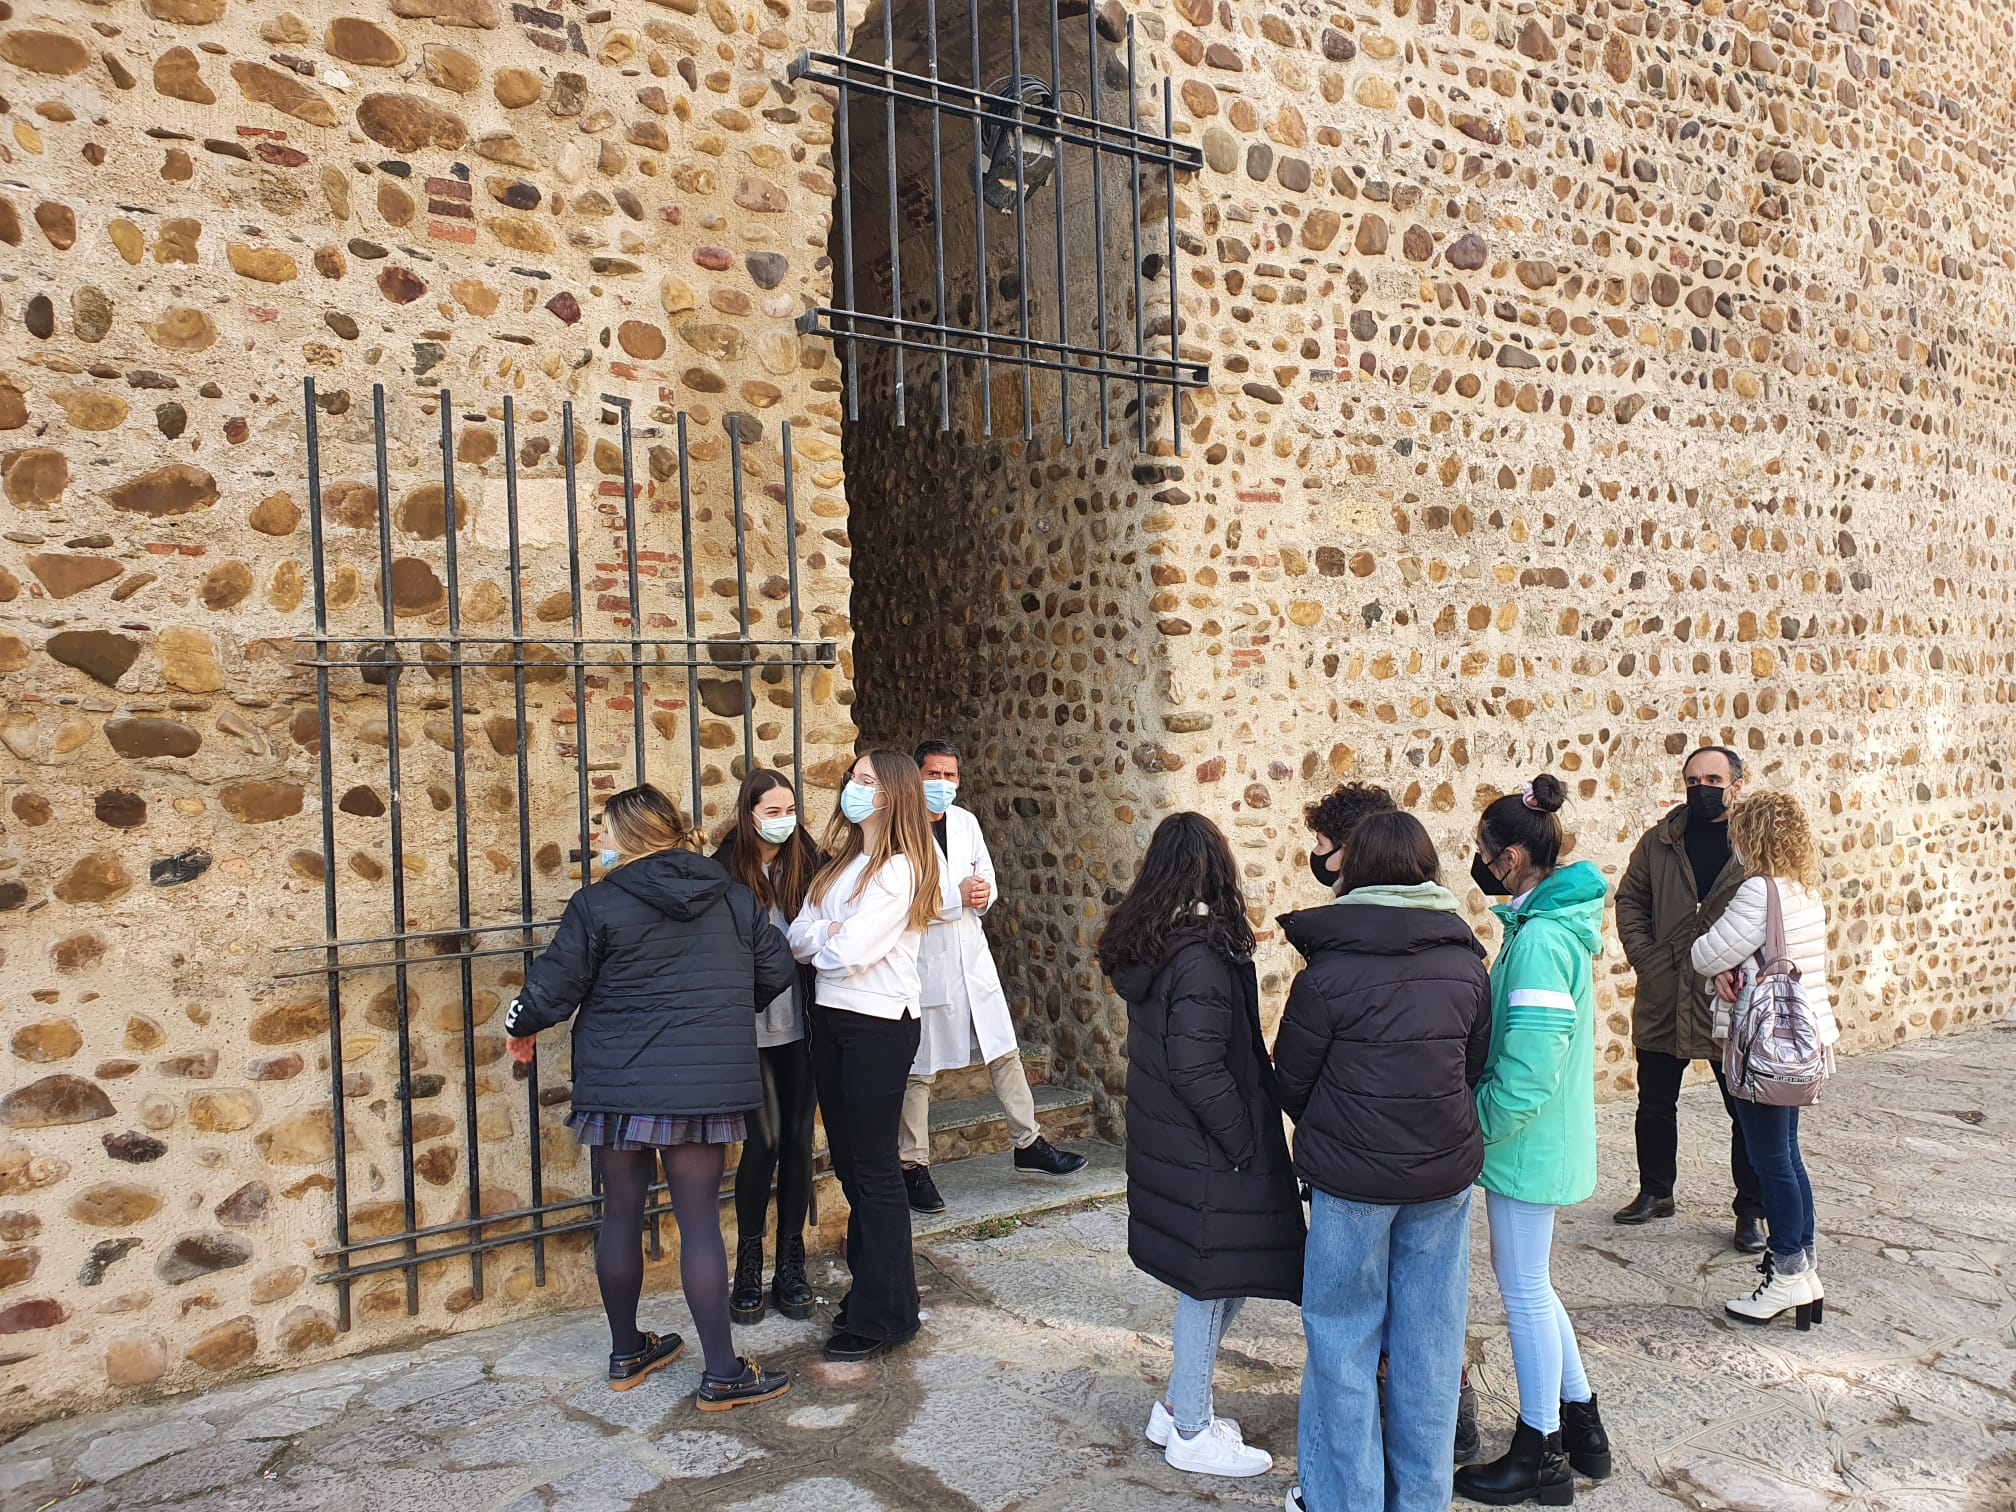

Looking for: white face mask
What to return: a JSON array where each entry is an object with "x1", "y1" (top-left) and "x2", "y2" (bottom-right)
[
  {"x1": 597, "y1": 849, "x2": 621, "y2": 871},
  {"x1": 756, "y1": 815, "x2": 797, "y2": 845}
]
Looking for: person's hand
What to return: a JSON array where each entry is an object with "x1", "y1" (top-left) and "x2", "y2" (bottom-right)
[
  {"x1": 959, "y1": 876, "x2": 990, "y2": 910},
  {"x1": 1714, "y1": 971, "x2": 1742, "y2": 1004},
  {"x1": 506, "y1": 1034, "x2": 537, "y2": 1064}
]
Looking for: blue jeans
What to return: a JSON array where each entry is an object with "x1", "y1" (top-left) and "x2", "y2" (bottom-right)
[
  {"x1": 1484, "y1": 1192, "x2": 1590, "y2": 1435},
  {"x1": 1727, "y1": 1100, "x2": 1815, "y2": 1268},
  {"x1": 1167, "y1": 1292, "x2": 1245, "y2": 1435},
  {"x1": 1298, "y1": 1190, "x2": 1471, "y2": 1512}
]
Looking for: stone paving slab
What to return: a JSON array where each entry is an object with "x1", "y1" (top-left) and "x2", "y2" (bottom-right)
[{"x1": 7, "y1": 1029, "x2": 2016, "y2": 1512}]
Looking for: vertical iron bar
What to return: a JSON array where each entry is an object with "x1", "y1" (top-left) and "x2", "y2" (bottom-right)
[
  {"x1": 969, "y1": 0, "x2": 992, "y2": 435},
  {"x1": 781, "y1": 419, "x2": 812, "y2": 1230},
  {"x1": 437, "y1": 393, "x2": 484, "y2": 1303},
  {"x1": 675, "y1": 414, "x2": 704, "y2": 833},
  {"x1": 836, "y1": 0, "x2": 860, "y2": 423},
  {"x1": 925, "y1": 0, "x2": 951, "y2": 430},
  {"x1": 615, "y1": 400, "x2": 647, "y2": 785},
  {"x1": 1047, "y1": 0, "x2": 1071, "y2": 442},
  {"x1": 561, "y1": 403, "x2": 602, "y2": 1225},
  {"x1": 501, "y1": 397, "x2": 546, "y2": 1287},
  {"x1": 728, "y1": 421, "x2": 756, "y2": 762},
  {"x1": 1126, "y1": 20, "x2": 1147, "y2": 451},
  {"x1": 1009, "y1": 0, "x2": 1035, "y2": 439},
  {"x1": 783, "y1": 421, "x2": 804, "y2": 789},
  {"x1": 369, "y1": 383, "x2": 421, "y2": 1316},
  {"x1": 882, "y1": 0, "x2": 906, "y2": 426},
  {"x1": 1086, "y1": 0, "x2": 1111, "y2": 446},
  {"x1": 1163, "y1": 75, "x2": 1182, "y2": 457},
  {"x1": 303, "y1": 377, "x2": 352, "y2": 1332}
]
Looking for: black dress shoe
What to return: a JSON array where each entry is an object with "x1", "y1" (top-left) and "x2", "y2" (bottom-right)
[
  {"x1": 825, "y1": 1329, "x2": 906, "y2": 1363},
  {"x1": 1013, "y1": 1136, "x2": 1087, "y2": 1175},
  {"x1": 903, "y1": 1163, "x2": 946, "y2": 1214},
  {"x1": 1559, "y1": 1394, "x2": 1612, "y2": 1480},
  {"x1": 1734, "y1": 1215, "x2": 1768, "y2": 1254},
  {"x1": 1611, "y1": 1192, "x2": 1675, "y2": 1225},
  {"x1": 1453, "y1": 1418, "x2": 1574, "y2": 1506}
]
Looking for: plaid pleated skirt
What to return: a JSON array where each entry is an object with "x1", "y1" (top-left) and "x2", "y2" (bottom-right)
[{"x1": 564, "y1": 1110, "x2": 747, "y2": 1149}]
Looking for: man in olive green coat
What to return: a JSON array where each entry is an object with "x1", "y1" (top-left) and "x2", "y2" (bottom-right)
[{"x1": 1612, "y1": 748, "x2": 1766, "y2": 1252}]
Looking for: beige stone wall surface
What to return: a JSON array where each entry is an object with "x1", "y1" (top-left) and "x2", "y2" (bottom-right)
[{"x1": 3, "y1": 0, "x2": 2014, "y2": 1429}]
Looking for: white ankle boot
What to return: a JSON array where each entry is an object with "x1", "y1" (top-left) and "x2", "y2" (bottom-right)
[
  {"x1": 1725, "y1": 1257, "x2": 1819, "y2": 1329},
  {"x1": 1164, "y1": 1416, "x2": 1272, "y2": 1477}
]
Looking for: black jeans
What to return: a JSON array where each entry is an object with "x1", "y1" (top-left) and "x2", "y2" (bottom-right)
[
  {"x1": 1632, "y1": 1049, "x2": 1765, "y2": 1220},
  {"x1": 733, "y1": 1041, "x2": 819, "y2": 1249},
  {"x1": 809, "y1": 1004, "x2": 921, "y2": 1343}
]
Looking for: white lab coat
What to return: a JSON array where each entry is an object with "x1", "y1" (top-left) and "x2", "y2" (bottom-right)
[{"x1": 912, "y1": 804, "x2": 1017, "y2": 1075}]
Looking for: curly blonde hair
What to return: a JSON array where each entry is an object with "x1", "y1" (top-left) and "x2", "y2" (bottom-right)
[{"x1": 1725, "y1": 791, "x2": 1820, "y2": 889}]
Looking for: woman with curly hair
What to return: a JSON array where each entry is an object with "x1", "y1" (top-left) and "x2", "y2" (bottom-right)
[
  {"x1": 1097, "y1": 813, "x2": 1305, "y2": 1479},
  {"x1": 1691, "y1": 791, "x2": 1838, "y2": 1328}
]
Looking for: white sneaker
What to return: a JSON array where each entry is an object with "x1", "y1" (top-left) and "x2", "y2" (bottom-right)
[
  {"x1": 1725, "y1": 1260, "x2": 1817, "y2": 1326},
  {"x1": 1164, "y1": 1416, "x2": 1272, "y2": 1478},
  {"x1": 1286, "y1": 1487, "x2": 1306, "y2": 1512},
  {"x1": 1145, "y1": 1398, "x2": 1240, "y2": 1448}
]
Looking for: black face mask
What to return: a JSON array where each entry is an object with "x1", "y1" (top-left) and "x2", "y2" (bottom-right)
[
  {"x1": 1309, "y1": 850, "x2": 1341, "y2": 889},
  {"x1": 1471, "y1": 851, "x2": 1512, "y2": 897},
  {"x1": 1686, "y1": 785, "x2": 1728, "y2": 822}
]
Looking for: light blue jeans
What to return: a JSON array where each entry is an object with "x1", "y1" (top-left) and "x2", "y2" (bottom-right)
[
  {"x1": 1167, "y1": 1291, "x2": 1246, "y2": 1436},
  {"x1": 1298, "y1": 1190, "x2": 1471, "y2": 1512},
  {"x1": 1485, "y1": 1191, "x2": 1591, "y2": 1434}
]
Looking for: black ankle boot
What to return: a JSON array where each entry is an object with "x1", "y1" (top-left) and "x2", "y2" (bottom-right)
[
  {"x1": 1453, "y1": 1418, "x2": 1573, "y2": 1506},
  {"x1": 771, "y1": 1232, "x2": 813, "y2": 1321},
  {"x1": 1559, "y1": 1395, "x2": 1611, "y2": 1480},
  {"x1": 730, "y1": 1235, "x2": 766, "y2": 1325}
]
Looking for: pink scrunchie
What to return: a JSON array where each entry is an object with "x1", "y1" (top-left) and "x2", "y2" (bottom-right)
[{"x1": 1521, "y1": 780, "x2": 1541, "y2": 810}]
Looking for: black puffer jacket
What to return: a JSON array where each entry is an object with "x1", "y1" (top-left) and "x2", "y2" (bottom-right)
[
  {"x1": 1273, "y1": 893, "x2": 1493, "y2": 1204},
  {"x1": 1109, "y1": 930, "x2": 1305, "y2": 1304},
  {"x1": 508, "y1": 849, "x2": 795, "y2": 1117}
]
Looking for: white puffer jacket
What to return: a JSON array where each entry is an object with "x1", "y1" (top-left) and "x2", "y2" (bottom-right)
[{"x1": 1691, "y1": 877, "x2": 1839, "y2": 1046}]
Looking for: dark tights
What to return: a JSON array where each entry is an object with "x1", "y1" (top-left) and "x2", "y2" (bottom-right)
[
  {"x1": 734, "y1": 1043, "x2": 819, "y2": 1248},
  {"x1": 595, "y1": 1144, "x2": 737, "y2": 1379}
]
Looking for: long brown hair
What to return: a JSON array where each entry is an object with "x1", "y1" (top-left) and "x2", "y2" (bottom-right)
[
  {"x1": 809, "y1": 750, "x2": 942, "y2": 933},
  {"x1": 602, "y1": 784, "x2": 704, "y2": 856},
  {"x1": 723, "y1": 768, "x2": 819, "y2": 916},
  {"x1": 1096, "y1": 812, "x2": 1253, "y2": 974}
]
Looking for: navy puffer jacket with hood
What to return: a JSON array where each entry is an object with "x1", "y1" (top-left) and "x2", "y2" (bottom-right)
[{"x1": 508, "y1": 848, "x2": 796, "y2": 1117}]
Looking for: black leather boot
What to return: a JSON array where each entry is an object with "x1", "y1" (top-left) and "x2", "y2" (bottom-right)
[
  {"x1": 730, "y1": 1235, "x2": 766, "y2": 1325},
  {"x1": 1559, "y1": 1394, "x2": 1611, "y2": 1480},
  {"x1": 1453, "y1": 1418, "x2": 1574, "y2": 1506},
  {"x1": 771, "y1": 1232, "x2": 814, "y2": 1321}
]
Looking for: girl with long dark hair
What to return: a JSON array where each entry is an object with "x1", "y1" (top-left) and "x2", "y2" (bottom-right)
[
  {"x1": 505, "y1": 785, "x2": 795, "y2": 1409},
  {"x1": 787, "y1": 751, "x2": 943, "y2": 1362},
  {"x1": 716, "y1": 769, "x2": 826, "y2": 1325},
  {"x1": 1097, "y1": 812, "x2": 1304, "y2": 1479}
]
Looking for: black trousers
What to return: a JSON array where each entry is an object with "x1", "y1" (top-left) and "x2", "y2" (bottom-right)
[
  {"x1": 1632, "y1": 1049, "x2": 1765, "y2": 1220},
  {"x1": 809, "y1": 1004, "x2": 921, "y2": 1343}
]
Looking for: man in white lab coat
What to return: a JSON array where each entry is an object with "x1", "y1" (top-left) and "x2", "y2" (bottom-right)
[{"x1": 898, "y1": 739, "x2": 1087, "y2": 1214}]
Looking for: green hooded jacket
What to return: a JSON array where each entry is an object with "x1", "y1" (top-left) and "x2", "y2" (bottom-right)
[{"x1": 1475, "y1": 860, "x2": 1608, "y2": 1206}]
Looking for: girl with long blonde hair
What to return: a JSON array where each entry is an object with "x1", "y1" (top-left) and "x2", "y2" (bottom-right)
[{"x1": 786, "y1": 751, "x2": 942, "y2": 1361}]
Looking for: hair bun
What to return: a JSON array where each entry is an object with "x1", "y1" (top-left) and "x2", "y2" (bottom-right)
[{"x1": 1527, "y1": 773, "x2": 1566, "y2": 813}]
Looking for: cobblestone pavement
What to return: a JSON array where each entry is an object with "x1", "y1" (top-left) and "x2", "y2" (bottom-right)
[{"x1": 8, "y1": 1029, "x2": 2016, "y2": 1512}]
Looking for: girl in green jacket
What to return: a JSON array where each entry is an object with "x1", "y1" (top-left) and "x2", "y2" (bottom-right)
[{"x1": 1455, "y1": 775, "x2": 1612, "y2": 1508}]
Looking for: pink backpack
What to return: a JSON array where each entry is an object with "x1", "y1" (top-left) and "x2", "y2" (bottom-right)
[{"x1": 1722, "y1": 880, "x2": 1832, "y2": 1107}]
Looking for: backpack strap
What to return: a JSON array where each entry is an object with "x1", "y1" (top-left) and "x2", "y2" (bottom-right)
[{"x1": 1758, "y1": 877, "x2": 1801, "y2": 981}]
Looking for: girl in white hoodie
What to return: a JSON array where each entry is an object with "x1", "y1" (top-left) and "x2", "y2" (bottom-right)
[
  {"x1": 788, "y1": 751, "x2": 943, "y2": 1362},
  {"x1": 1691, "y1": 790, "x2": 1838, "y2": 1328}
]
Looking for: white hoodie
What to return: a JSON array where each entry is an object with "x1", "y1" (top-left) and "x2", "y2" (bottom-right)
[{"x1": 787, "y1": 853, "x2": 923, "y2": 1019}]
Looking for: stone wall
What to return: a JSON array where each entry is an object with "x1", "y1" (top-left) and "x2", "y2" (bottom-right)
[
  {"x1": 5, "y1": 0, "x2": 2015, "y2": 1428},
  {"x1": 0, "y1": 0, "x2": 865, "y2": 1427}
]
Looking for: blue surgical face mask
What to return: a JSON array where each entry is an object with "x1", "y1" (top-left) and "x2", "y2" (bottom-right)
[
  {"x1": 840, "y1": 781, "x2": 877, "y2": 825},
  {"x1": 597, "y1": 849, "x2": 621, "y2": 871},
  {"x1": 756, "y1": 815, "x2": 798, "y2": 845},
  {"x1": 921, "y1": 778, "x2": 957, "y2": 815}
]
